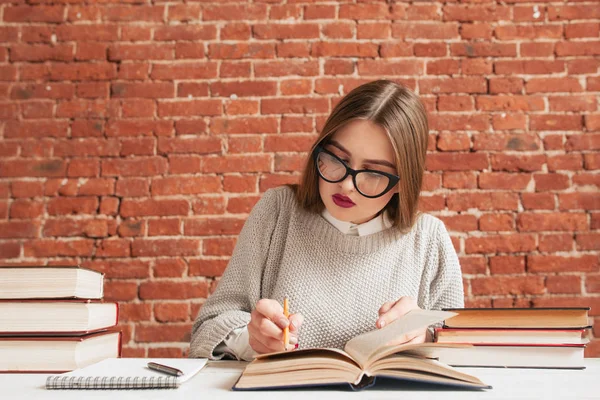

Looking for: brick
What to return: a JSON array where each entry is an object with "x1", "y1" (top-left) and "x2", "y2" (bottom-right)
[
  {"x1": 211, "y1": 117, "x2": 278, "y2": 134},
  {"x1": 158, "y1": 100, "x2": 221, "y2": 117},
  {"x1": 460, "y1": 23, "x2": 493, "y2": 40},
  {"x1": 148, "y1": 219, "x2": 181, "y2": 237},
  {"x1": 203, "y1": 4, "x2": 267, "y2": 21},
  {"x1": 447, "y1": 192, "x2": 518, "y2": 211},
  {"x1": 154, "y1": 303, "x2": 189, "y2": 323},
  {"x1": 527, "y1": 255, "x2": 598, "y2": 273},
  {"x1": 526, "y1": 78, "x2": 583, "y2": 93},
  {"x1": 540, "y1": 234, "x2": 574, "y2": 253},
  {"x1": 392, "y1": 23, "x2": 458, "y2": 39},
  {"x1": 491, "y1": 154, "x2": 545, "y2": 172},
  {"x1": 418, "y1": 195, "x2": 445, "y2": 212},
  {"x1": 105, "y1": 6, "x2": 164, "y2": 22},
  {"x1": 473, "y1": 134, "x2": 540, "y2": 151},
  {"x1": 451, "y1": 42, "x2": 516, "y2": 57},
  {"x1": 228, "y1": 136, "x2": 262, "y2": 153},
  {"x1": 490, "y1": 256, "x2": 525, "y2": 274},
  {"x1": 4, "y1": 6, "x2": 65, "y2": 23},
  {"x1": 521, "y1": 193, "x2": 555, "y2": 210},
  {"x1": 459, "y1": 256, "x2": 486, "y2": 275},
  {"x1": 184, "y1": 218, "x2": 245, "y2": 236},
  {"x1": 102, "y1": 157, "x2": 168, "y2": 177},
  {"x1": 151, "y1": 176, "x2": 221, "y2": 196},
  {"x1": 135, "y1": 324, "x2": 193, "y2": 343},
  {"x1": 426, "y1": 153, "x2": 488, "y2": 171},
  {"x1": 479, "y1": 173, "x2": 532, "y2": 190},
  {"x1": 479, "y1": 214, "x2": 515, "y2": 232},
  {"x1": 311, "y1": 42, "x2": 378, "y2": 58},
  {"x1": 443, "y1": 5, "x2": 510, "y2": 22},
  {"x1": 262, "y1": 98, "x2": 328, "y2": 115},
  {"x1": 154, "y1": 259, "x2": 186, "y2": 278},
  {"x1": 465, "y1": 234, "x2": 536, "y2": 254},
  {"x1": 151, "y1": 63, "x2": 218, "y2": 80},
  {"x1": 517, "y1": 213, "x2": 588, "y2": 232},
  {"x1": 106, "y1": 120, "x2": 173, "y2": 137},
  {"x1": 442, "y1": 171, "x2": 477, "y2": 189},
  {"x1": 111, "y1": 82, "x2": 173, "y2": 99},
  {"x1": 132, "y1": 239, "x2": 200, "y2": 257},
  {"x1": 54, "y1": 138, "x2": 119, "y2": 157},
  {"x1": 534, "y1": 173, "x2": 570, "y2": 191},
  {"x1": 0, "y1": 160, "x2": 67, "y2": 178},
  {"x1": 209, "y1": 43, "x2": 275, "y2": 59},
  {"x1": 121, "y1": 199, "x2": 188, "y2": 218},
  {"x1": 254, "y1": 61, "x2": 318, "y2": 78},
  {"x1": 495, "y1": 25, "x2": 563, "y2": 40},
  {"x1": 167, "y1": 4, "x2": 201, "y2": 22},
  {"x1": 420, "y1": 77, "x2": 486, "y2": 94},
  {"x1": 471, "y1": 276, "x2": 545, "y2": 296},
  {"x1": 24, "y1": 239, "x2": 95, "y2": 258},
  {"x1": 438, "y1": 215, "x2": 477, "y2": 232},
  {"x1": 219, "y1": 61, "x2": 251, "y2": 78},
  {"x1": 559, "y1": 193, "x2": 600, "y2": 210},
  {"x1": 438, "y1": 96, "x2": 474, "y2": 112},
  {"x1": 192, "y1": 196, "x2": 227, "y2": 215},
  {"x1": 547, "y1": 276, "x2": 582, "y2": 295},
  {"x1": 489, "y1": 77, "x2": 523, "y2": 94},
  {"x1": 201, "y1": 237, "x2": 237, "y2": 257},
  {"x1": 339, "y1": 3, "x2": 405, "y2": 20}
]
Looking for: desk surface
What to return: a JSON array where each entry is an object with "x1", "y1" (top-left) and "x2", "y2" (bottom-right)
[{"x1": 4, "y1": 359, "x2": 600, "y2": 400}]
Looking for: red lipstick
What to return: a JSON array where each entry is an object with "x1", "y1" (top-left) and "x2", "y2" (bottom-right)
[{"x1": 332, "y1": 194, "x2": 355, "y2": 208}]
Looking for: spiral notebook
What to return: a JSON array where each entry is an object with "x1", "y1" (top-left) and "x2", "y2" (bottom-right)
[{"x1": 46, "y1": 358, "x2": 208, "y2": 389}]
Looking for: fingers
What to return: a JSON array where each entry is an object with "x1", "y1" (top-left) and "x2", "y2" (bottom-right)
[
  {"x1": 376, "y1": 296, "x2": 419, "y2": 329},
  {"x1": 378, "y1": 301, "x2": 394, "y2": 317},
  {"x1": 255, "y1": 298, "x2": 288, "y2": 329},
  {"x1": 249, "y1": 299, "x2": 304, "y2": 354},
  {"x1": 288, "y1": 313, "x2": 304, "y2": 345},
  {"x1": 248, "y1": 309, "x2": 284, "y2": 340}
]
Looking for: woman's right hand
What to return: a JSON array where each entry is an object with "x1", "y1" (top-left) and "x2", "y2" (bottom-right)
[{"x1": 248, "y1": 299, "x2": 304, "y2": 354}]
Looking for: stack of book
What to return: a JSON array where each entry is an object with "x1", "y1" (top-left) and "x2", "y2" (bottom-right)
[
  {"x1": 0, "y1": 266, "x2": 121, "y2": 372},
  {"x1": 434, "y1": 307, "x2": 591, "y2": 369}
]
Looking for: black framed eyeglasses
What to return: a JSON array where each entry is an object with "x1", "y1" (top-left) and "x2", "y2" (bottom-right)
[{"x1": 312, "y1": 145, "x2": 400, "y2": 199}]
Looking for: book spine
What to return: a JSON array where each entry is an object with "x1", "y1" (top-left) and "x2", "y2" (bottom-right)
[{"x1": 45, "y1": 375, "x2": 179, "y2": 389}]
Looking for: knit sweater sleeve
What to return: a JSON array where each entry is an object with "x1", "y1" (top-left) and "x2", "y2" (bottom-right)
[
  {"x1": 189, "y1": 189, "x2": 281, "y2": 359},
  {"x1": 428, "y1": 219, "x2": 465, "y2": 311}
]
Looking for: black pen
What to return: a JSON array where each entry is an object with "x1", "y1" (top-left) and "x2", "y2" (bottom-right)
[{"x1": 147, "y1": 362, "x2": 183, "y2": 377}]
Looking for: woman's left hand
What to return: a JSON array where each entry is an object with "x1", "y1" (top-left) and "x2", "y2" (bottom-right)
[{"x1": 376, "y1": 296, "x2": 429, "y2": 346}]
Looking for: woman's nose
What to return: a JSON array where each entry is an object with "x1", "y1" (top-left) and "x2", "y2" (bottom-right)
[{"x1": 339, "y1": 174, "x2": 355, "y2": 192}]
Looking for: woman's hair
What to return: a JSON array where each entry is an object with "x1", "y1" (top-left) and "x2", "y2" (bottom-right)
[{"x1": 294, "y1": 79, "x2": 429, "y2": 232}]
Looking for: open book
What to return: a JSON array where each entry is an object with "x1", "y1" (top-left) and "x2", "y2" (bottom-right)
[
  {"x1": 233, "y1": 310, "x2": 490, "y2": 391},
  {"x1": 46, "y1": 358, "x2": 208, "y2": 389}
]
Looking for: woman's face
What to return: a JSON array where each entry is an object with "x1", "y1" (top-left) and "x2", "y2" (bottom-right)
[{"x1": 318, "y1": 119, "x2": 398, "y2": 225}]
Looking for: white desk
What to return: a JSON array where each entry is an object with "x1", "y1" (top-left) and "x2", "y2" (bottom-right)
[{"x1": 4, "y1": 359, "x2": 600, "y2": 400}]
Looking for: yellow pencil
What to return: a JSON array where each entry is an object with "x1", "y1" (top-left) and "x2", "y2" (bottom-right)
[{"x1": 283, "y1": 297, "x2": 289, "y2": 349}]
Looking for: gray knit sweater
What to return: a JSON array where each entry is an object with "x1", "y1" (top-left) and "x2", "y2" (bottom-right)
[{"x1": 189, "y1": 186, "x2": 464, "y2": 359}]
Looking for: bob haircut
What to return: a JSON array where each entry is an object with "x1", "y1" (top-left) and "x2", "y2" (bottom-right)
[{"x1": 294, "y1": 80, "x2": 429, "y2": 232}]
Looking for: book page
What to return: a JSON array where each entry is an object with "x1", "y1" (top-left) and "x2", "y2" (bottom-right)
[{"x1": 344, "y1": 309, "x2": 456, "y2": 368}]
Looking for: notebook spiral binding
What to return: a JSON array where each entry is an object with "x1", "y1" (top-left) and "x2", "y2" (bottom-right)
[{"x1": 45, "y1": 375, "x2": 179, "y2": 389}]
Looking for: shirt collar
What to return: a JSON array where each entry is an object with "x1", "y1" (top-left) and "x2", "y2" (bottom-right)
[{"x1": 321, "y1": 209, "x2": 393, "y2": 237}]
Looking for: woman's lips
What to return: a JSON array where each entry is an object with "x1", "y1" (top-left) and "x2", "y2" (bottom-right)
[{"x1": 332, "y1": 194, "x2": 355, "y2": 208}]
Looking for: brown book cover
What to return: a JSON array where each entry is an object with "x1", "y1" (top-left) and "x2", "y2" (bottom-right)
[{"x1": 442, "y1": 307, "x2": 591, "y2": 329}]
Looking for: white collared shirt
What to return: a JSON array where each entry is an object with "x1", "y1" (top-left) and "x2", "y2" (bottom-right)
[
  {"x1": 217, "y1": 207, "x2": 394, "y2": 360},
  {"x1": 321, "y1": 209, "x2": 393, "y2": 236}
]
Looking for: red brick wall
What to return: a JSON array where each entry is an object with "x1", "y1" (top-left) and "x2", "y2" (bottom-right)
[{"x1": 0, "y1": 1, "x2": 598, "y2": 357}]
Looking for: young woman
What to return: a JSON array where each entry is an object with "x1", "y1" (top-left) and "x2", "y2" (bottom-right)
[{"x1": 190, "y1": 80, "x2": 464, "y2": 361}]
